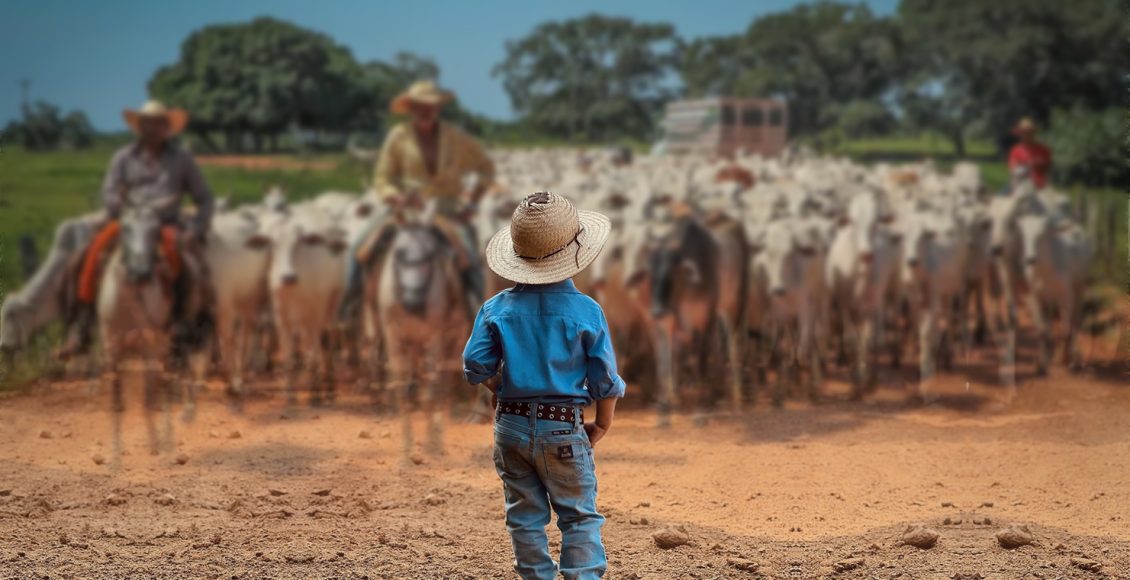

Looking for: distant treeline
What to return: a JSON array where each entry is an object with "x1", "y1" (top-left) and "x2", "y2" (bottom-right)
[{"x1": 5, "y1": 1, "x2": 1122, "y2": 185}]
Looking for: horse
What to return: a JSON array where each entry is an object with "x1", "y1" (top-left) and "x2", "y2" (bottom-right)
[
  {"x1": 95, "y1": 195, "x2": 191, "y2": 459},
  {"x1": 365, "y1": 200, "x2": 466, "y2": 459}
]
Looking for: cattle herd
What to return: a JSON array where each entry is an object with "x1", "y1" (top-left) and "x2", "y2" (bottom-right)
[{"x1": 0, "y1": 148, "x2": 1099, "y2": 434}]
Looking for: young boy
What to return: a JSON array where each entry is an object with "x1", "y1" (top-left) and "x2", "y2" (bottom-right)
[{"x1": 463, "y1": 191, "x2": 625, "y2": 580}]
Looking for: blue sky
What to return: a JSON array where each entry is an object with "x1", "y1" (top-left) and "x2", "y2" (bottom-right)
[{"x1": 0, "y1": 0, "x2": 897, "y2": 131}]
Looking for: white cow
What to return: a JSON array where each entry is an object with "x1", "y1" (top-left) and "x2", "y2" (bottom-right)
[
  {"x1": 753, "y1": 217, "x2": 829, "y2": 404},
  {"x1": 826, "y1": 187, "x2": 899, "y2": 398},
  {"x1": 262, "y1": 204, "x2": 349, "y2": 405},
  {"x1": 205, "y1": 210, "x2": 273, "y2": 395},
  {"x1": 1015, "y1": 214, "x2": 1092, "y2": 373},
  {"x1": 899, "y1": 210, "x2": 968, "y2": 400}
]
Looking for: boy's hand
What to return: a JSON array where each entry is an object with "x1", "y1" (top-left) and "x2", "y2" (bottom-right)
[{"x1": 584, "y1": 422, "x2": 609, "y2": 447}]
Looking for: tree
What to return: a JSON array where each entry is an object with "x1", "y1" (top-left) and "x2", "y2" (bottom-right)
[
  {"x1": 679, "y1": 3, "x2": 903, "y2": 139},
  {"x1": 739, "y1": 2, "x2": 902, "y2": 138},
  {"x1": 3, "y1": 101, "x2": 94, "y2": 150},
  {"x1": 898, "y1": 0, "x2": 1122, "y2": 155},
  {"x1": 149, "y1": 17, "x2": 367, "y2": 151},
  {"x1": 494, "y1": 14, "x2": 678, "y2": 142},
  {"x1": 1045, "y1": 107, "x2": 1125, "y2": 187}
]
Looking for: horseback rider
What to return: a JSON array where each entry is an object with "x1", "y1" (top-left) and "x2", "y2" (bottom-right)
[
  {"x1": 354, "y1": 80, "x2": 495, "y2": 317},
  {"x1": 55, "y1": 100, "x2": 214, "y2": 359},
  {"x1": 1007, "y1": 117, "x2": 1052, "y2": 190}
]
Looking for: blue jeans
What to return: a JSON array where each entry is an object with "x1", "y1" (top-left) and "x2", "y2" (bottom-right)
[{"x1": 493, "y1": 408, "x2": 605, "y2": 579}]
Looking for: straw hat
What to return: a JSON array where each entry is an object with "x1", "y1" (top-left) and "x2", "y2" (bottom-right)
[
  {"x1": 1012, "y1": 117, "x2": 1037, "y2": 136},
  {"x1": 485, "y1": 192, "x2": 611, "y2": 285},
  {"x1": 390, "y1": 80, "x2": 454, "y2": 115},
  {"x1": 123, "y1": 100, "x2": 188, "y2": 135}
]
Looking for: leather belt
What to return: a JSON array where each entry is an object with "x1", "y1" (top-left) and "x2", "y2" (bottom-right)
[{"x1": 497, "y1": 402, "x2": 584, "y2": 424}]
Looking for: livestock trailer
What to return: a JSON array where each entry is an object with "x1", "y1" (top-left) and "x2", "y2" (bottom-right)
[{"x1": 658, "y1": 97, "x2": 788, "y2": 157}]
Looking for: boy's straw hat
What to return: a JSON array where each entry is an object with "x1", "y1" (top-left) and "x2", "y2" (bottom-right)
[
  {"x1": 390, "y1": 80, "x2": 454, "y2": 114},
  {"x1": 123, "y1": 100, "x2": 188, "y2": 135},
  {"x1": 486, "y1": 192, "x2": 611, "y2": 285}
]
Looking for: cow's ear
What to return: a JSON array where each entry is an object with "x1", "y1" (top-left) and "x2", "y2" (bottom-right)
[
  {"x1": 303, "y1": 233, "x2": 325, "y2": 245},
  {"x1": 354, "y1": 203, "x2": 373, "y2": 218},
  {"x1": 245, "y1": 234, "x2": 271, "y2": 250},
  {"x1": 328, "y1": 238, "x2": 348, "y2": 255}
]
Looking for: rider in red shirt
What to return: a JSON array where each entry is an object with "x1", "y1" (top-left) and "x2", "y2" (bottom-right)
[{"x1": 1007, "y1": 117, "x2": 1052, "y2": 188}]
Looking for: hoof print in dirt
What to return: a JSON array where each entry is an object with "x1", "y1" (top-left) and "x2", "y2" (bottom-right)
[
  {"x1": 1069, "y1": 557, "x2": 1102, "y2": 572},
  {"x1": 652, "y1": 526, "x2": 691, "y2": 549},
  {"x1": 995, "y1": 524, "x2": 1034, "y2": 549},
  {"x1": 900, "y1": 523, "x2": 940, "y2": 549},
  {"x1": 832, "y1": 557, "x2": 864, "y2": 573},
  {"x1": 727, "y1": 557, "x2": 759, "y2": 572}
]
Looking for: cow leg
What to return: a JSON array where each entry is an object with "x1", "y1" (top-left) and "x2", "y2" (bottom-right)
[
  {"x1": 719, "y1": 316, "x2": 744, "y2": 414},
  {"x1": 321, "y1": 331, "x2": 336, "y2": 405},
  {"x1": 917, "y1": 301, "x2": 938, "y2": 403},
  {"x1": 1064, "y1": 287, "x2": 1084, "y2": 371},
  {"x1": 1026, "y1": 293, "x2": 1049, "y2": 376},
  {"x1": 799, "y1": 309, "x2": 821, "y2": 403},
  {"x1": 653, "y1": 319, "x2": 676, "y2": 428},
  {"x1": 216, "y1": 311, "x2": 236, "y2": 396},
  {"x1": 770, "y1": 322, "x2": 788, "y2": 408}
]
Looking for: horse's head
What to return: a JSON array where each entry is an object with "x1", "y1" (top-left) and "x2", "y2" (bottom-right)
[
  {"x1": 119, "y1": 198, "x2": 166, "y2": 284},
  {"x1": 390, "y1": 209, "x2": 443, "y2": 317}
]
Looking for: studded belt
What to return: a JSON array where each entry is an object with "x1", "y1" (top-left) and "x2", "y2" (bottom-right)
[{"x1": 497, "y1": 402, "x2": 584, "y2": 424}]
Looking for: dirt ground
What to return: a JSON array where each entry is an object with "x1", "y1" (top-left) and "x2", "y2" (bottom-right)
[{"x1": 0, "y1": 354, "x2": 1128, "y2": 579}]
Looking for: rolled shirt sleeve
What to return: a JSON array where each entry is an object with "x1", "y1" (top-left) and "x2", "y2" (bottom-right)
[
  {"x1": 584, "y1": 314, "x2": 627, "y2": 400},
  {"x1": 462, "y1": 305, "x2": 501, "y2": 385}
]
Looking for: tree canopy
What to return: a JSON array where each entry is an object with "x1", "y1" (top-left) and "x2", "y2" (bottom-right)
[{"x1": 493, "y1": 14, "x2": 678, "y2": 142}]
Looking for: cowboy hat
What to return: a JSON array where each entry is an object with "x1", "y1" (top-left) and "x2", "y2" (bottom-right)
[
  {"x1": 123, "y1": 100, "x2": 188, "y2": 136},
  {"x1": 486, "y1": 192, "x2": 611, "y2": 285},
  {"x1": 1012, "y1": 117, "x2": 1037, "y2": 136},
  {"x1": 390, "y1": 80, "x2": 454, "y2": 115}
]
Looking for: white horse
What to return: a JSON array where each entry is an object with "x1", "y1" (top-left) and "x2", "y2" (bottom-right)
[
  {"x1": 96, "y1": 196, "x2": 186, "y2": 459},
  {"x1": 366, "y1": 200, "x2": 465, "y2": 459}
]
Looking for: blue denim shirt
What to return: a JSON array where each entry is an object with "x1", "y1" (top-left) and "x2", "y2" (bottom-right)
[{"x1": 462, "y1": 279, "x2": 626, "y2": 405}]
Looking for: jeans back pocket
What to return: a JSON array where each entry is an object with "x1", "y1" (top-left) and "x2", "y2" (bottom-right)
[{"x1": 541, "y1": 436, "x2": 590, "y2": 483}]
